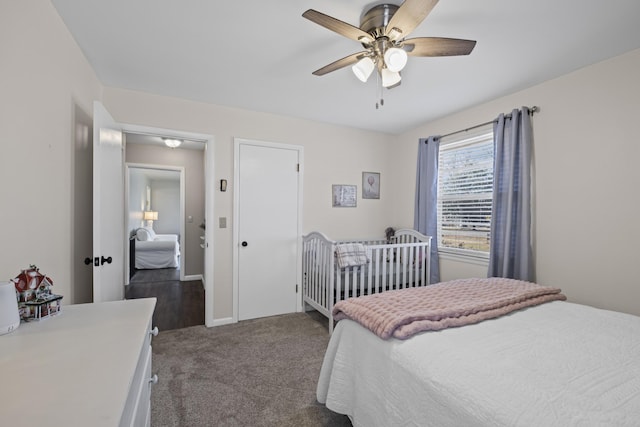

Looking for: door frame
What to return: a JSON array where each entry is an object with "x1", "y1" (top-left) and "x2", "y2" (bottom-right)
[
  {"x1": 125, "y1": 163, "x2": 186, "y2": 282},
  {"x1": 232, "y1": 138, "x2": 304, "y2": 323},
  {"x1": 121, "y1": 123, "x2": 216, "y2": 327}
]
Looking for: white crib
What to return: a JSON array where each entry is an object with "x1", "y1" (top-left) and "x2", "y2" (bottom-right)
[{"x1": 302, "y1": 229, "x2": 431, "y2": 333}]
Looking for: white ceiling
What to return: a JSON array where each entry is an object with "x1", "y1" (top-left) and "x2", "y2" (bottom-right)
[{"x1": 51, "y1": 0, "x2": 640, "y2": 135}]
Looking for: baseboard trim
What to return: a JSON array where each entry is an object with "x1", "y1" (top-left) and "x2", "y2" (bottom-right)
[
  {"x1": 212, "y1": 317, "x2": 234, "y2": 327},
  {"x1": 183, "y1": 274, "x2": 203, "y2": 282}
]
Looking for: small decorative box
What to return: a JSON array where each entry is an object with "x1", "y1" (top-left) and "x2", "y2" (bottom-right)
[{"x1": 12, "y1": 265, "x2": 63, "y2": 321}]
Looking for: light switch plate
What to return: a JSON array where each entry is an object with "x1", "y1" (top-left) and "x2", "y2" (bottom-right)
[{"x1": 219, "y1": 217, "x2": 227, "y2": 228}]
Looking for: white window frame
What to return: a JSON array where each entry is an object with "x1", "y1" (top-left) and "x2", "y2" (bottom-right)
[{"x1": 437, "y1": 126, "x2": 494, "y2": 263}]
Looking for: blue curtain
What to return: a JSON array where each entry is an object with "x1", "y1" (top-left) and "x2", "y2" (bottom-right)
[
  {"x1": 488, "y1": 107, "x2": 533, "y2": 281},
  {"x1": 414, "y1": 136, "x2": 440, "y2": 284}
]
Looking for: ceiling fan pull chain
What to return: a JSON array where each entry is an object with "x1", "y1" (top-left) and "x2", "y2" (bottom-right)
[
  {"x1": 376, "y1": 70, "x2": 383, "y2": 109},
  {"x1": 376, "y1": 69, "x2": 380, "y2": 109}
]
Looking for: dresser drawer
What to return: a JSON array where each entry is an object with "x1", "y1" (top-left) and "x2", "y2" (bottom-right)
[
  {"x1": 132, "y1": 344, "x2": 152, "y2": 427},
  {"x1": 1, "y1": 298, "x2": 157, "y2": 427},
  {"x1": 120, "y1": 320, "x2": 154, "y2": 427}
]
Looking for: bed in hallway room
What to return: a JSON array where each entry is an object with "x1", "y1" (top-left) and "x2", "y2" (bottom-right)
[
  {"x1": 317, "y1": 277, "x2": 640, "y2": 427},
  {"x1": 132, "y1": 226, "x2": 180, "y2": 269}
]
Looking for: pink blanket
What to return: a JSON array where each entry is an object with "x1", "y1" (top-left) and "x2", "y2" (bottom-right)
[{"x1": 332, "y1": 277, "x2": 566, "y2": 339}]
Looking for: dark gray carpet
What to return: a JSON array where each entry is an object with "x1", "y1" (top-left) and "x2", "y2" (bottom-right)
[{"x1": 151, "y1": 312, "x2": 352, "y2": 427}]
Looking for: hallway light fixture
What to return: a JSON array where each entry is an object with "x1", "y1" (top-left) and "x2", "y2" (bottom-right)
[{"x1": 163, "y1": 138, "x2": 182, "y2": 148}]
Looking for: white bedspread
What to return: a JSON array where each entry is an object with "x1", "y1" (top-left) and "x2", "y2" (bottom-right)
[
  {"x1": 317, "y1": 301, "x2": 640, "y2": 426},
  {"x1": 135, "y1": 234, "x2": 180, "y2": 269}
]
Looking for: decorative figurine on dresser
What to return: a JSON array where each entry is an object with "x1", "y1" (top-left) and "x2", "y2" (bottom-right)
[{"x1": 12, "y1": 264, "x2": 63, "y2": 321}]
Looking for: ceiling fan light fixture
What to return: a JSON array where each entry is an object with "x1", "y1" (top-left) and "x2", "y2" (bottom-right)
[
  {"x1": 303, "y1": 1, "x2": 477, "y2": 107},
  {"x1": 383, "y1": 47, "x2": 408, "y2": 72},
  {"x1": 381, "y1": 68, "x2": 401, "y2": 87},
  {"x1": 163, "y1": 138, "x2": 182, "y2": 148},
  {"x1": 352, "y1": 57, "x2": 375, "y2": 82}
]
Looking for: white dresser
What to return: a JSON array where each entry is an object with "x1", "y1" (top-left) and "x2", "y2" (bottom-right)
[{"x1": 0, "y1": 298, "x2": 157, "y2": 427}]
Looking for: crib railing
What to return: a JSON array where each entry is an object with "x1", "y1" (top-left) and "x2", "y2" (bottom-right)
[
  {"x1": 302, "y1": 231, "x2": 334, "y2": 315},
  {"x1": 335, "y1": 242, "x2": 430, "y2": 299},
  {"x1": 302, "y1": 229, "x2": 431, "y2": 333}
]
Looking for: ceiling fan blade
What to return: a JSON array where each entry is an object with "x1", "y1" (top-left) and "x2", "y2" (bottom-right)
[
  {"x1": 384, "y1": 0, "x2": 439, "y2": 41},
  {"x1": 312, "y1": 51, "x2": 369, "y2": 76},
  {"x1": 403, "y1": 37, "x2": 476, "y2": 56},
  {"x1": 303, "y1": 9, "x2": 374, "y2": 43}
]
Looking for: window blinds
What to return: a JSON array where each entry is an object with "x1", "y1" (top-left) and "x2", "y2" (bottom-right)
[{"x1": 437, "y1": 132, "x2": 494, "y2": 254}]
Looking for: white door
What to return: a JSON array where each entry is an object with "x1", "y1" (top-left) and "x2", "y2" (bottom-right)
[
  {"x1": 236, "y1": 141, "x2": 301, "y2": 320},
  {"x1": 92, "y1": 101, "x2": 125, "y2": 302}
]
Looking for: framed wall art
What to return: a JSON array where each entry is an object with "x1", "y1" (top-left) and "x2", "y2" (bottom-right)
[
  {"x1": 362, "y1": 172, "x2": 380, "y2": 199},
  {"x1": 332, "y1": 185, "x2": 357, "y2": 207}
]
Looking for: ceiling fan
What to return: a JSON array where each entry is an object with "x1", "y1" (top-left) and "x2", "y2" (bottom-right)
[{"x1": 302, "y1": 0, "x2": 476, "y2": 106}]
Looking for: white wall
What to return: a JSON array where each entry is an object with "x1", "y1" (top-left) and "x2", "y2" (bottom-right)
[
  {"x1": 0, "y1": 1, "x2": 102, "y2": 303},
  {"x1": 4, "y1": 1, "x2": 639, "y2": 320},
  {"x1": 392, "y1": 48, "x2": 640, "y2": 316},
  {"x1": 0, "y1": 17, "x2": 395, "y2": 311},
  {"x1": 103, "y1": 88, "x2": 397, "y2": 319}
]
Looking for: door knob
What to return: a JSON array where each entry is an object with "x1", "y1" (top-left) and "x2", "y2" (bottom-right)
[
  {"x1": 84, "y1": 257, "x2": 92, "y2": 265},
  {"x1": 241, "y1": 241, "x2": 248, "y2": 247},
  {"x1": 101, "y1": 256, "x2": 112, "y2": 265}
]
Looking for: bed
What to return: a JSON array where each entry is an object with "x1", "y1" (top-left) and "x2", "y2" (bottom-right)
[
  {"x1": 302, "y1": 229, "x2": 431, "y2": 333},
  {"x1": 133, "y1": 227, "x2": 180, "y2": 269},
  {"x1": 317, "y1": 277, "x2": 640, "y2": 426}
]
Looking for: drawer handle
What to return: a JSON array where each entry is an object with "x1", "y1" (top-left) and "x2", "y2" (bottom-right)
[
  {"x1": 149, "y1": 374, "x2": 158, "y2": 385},
  {"x1": 149, "y1": 326, "x2": 159, "y2": 337}
]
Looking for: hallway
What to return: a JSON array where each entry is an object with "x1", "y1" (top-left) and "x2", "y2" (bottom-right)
[{"x1": 126, "y1": 268, "x2": 204, "y2": 331}]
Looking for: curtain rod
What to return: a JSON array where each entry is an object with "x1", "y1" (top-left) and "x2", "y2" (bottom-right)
[{"x1": 439, "y1": 106, "x2": 539, "y2": 140}]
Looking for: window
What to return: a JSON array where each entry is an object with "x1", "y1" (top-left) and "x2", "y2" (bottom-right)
[{"x1": 437, "y1": 130, "x2": 494, "y2": 257}]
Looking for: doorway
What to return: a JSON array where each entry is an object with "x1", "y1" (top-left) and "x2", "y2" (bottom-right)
[
  {"x1": 126, "y1": 164, "x2": 185, "y2": 282},
  {"x1": 90, "y1": 103, "x2": 215, "y2": 325},
  {"x1": 121, "y1": 124, "x2": 216, "y2": 327},
  {"x1": 124, "y1": 133, "x2": 206, "y2": 329},
  {"x1": 233, "y1": 138, "x2": 304, "y2": 321}
]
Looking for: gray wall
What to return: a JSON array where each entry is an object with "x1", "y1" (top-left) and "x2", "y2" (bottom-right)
[{"x1": 151, "y1": 177, "x2": 180, "y2": 235}]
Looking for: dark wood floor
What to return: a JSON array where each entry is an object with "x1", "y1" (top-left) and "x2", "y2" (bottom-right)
[{"x1": 125, "y1": 268, "x2": 205, "y2": 332}]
